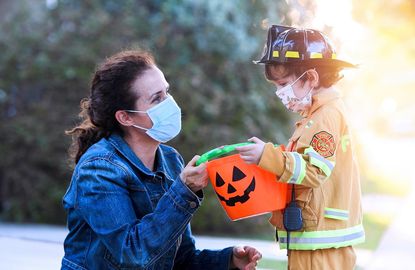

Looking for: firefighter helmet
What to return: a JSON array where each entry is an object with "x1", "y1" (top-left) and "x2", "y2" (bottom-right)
[{"x1": 254, "y1": 25, "x2": 356, "y2": 68}]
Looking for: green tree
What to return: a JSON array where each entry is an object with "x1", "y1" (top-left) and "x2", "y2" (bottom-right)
[{"x1": 0, "y1": 0, "x2": 292, "y2": 235}]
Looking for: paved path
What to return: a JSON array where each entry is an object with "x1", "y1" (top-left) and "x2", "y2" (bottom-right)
[
  {"x1": 365, "y1": 184, "x2": 415, "y2": 270},
  {"x1": 0, "y1": 222, "x2": 373, "y2": 270}
]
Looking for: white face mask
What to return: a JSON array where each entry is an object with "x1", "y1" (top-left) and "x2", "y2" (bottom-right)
[
  {"x1": 275, "y1": 70, "x2": 314, "y2": 113},
  {"x1": 126, "y1": 95, "x2": 182, "y2": 143}
]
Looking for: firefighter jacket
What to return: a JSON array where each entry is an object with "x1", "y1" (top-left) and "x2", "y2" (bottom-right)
[{"x1": 258, "y1": 88, "x2": 365, "y2": 250}]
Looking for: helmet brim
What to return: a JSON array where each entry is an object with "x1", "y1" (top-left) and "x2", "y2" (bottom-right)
[{"x1": 253, "y1": 58, "x2": 357, "y2": 69}]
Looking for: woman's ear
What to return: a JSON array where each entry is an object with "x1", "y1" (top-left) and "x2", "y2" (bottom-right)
[
  {"x1": 307, "y1": 69, "x2": 319, "y2": 88},
  {"x1": 115, "y1": 110, "x2": 134, "y2": 127}
]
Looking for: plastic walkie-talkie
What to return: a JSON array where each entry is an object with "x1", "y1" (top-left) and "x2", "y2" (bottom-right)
[
  {"x1": 283, "y1": 200, "x2": 303, "y2": 231},
  {"x1": 283, "y1": 186, "x2": 303, "y2": 252}
]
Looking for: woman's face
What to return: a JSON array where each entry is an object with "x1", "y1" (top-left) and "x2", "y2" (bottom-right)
[{"x1": 129, "y1": 66, "x2": 170, "y2": 129}]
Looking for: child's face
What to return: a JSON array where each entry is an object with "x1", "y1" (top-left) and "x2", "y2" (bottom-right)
[{"x1": 267, "y1": 65, "x2": 314, "y2": 112}]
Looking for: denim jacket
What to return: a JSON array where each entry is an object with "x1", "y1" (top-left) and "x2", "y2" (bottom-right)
[{"x1": 61, "y1": 134, "x2": 233, "y2": 270}]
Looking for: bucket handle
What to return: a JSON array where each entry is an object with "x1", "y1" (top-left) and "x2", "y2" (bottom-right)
[{"x1": 196, "y1": 142, "x2": 254, "y2": 166}]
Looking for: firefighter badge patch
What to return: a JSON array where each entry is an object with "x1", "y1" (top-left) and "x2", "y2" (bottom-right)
[{"x1": 310, "y1": 131, "x2": 335, "y2": 158}]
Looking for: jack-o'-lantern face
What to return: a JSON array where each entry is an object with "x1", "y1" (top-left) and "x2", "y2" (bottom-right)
[{"x1": 214, "y1": 166, "x2": 256, "y2": 206}]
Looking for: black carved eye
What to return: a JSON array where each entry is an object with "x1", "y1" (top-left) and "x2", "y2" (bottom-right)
[
  {"x1": 216, "y1": 172, "x2": 225, "y2": 187},
  {"x1": 232, "y1": 166, "x2": 246, "y2": 182}
]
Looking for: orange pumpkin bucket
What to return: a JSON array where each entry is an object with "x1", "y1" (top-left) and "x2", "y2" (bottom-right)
[{"x1": 196, "y1": 143, "x2": 289, "y2": 221}]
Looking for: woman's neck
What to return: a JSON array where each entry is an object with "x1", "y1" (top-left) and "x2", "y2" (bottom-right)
[{"x1": 123, "y1": 132, "x2": 159, "y2": 171}]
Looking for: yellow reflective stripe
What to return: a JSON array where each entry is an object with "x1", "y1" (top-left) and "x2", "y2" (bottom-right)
[
  {"x1": 341, "y1": 135, "x2": 350, "y2": 153},
  {"x1": 304, "y1": 147, "x2": 335, "y2": 177},
  {"x1": 305, "y1": 120, "x2": 314, "y2": 128},
  {"x1": 287, "y1": 152, "x2": 306, "y2": 184},
  {"x1": 324, "y1": 207, "x2": 349, "y2": 220},
  {"x1": 310, "y1": 52, "x2": 323, "y2": 59},
  {"x1": 278, "y1": 224, "x2": 365, "y2": 250},
  {"x1": 272, "y1": 51, "x2": 279, "y2": 57},
  {"x1": 285, "y1": 51, "x2": 300, "y2": 58}
]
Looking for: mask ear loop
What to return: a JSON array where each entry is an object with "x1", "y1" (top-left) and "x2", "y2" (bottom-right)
[
  {"x1": 132, "y1": 124, "x2": 149, "y2": 131},
  {"x1": 124, "y1": 110, "x2": 151, "y2": 131},
  {"x1": 296, "y1": 68, "x2": 316, "y2": 100},
  {"x1": 124, "y1": 109, "x2": 147, "y2": 113}
]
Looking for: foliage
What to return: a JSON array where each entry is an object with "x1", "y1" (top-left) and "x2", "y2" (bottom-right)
[
  {"x1": 0, "y1": 0, "x2": 292, "y2": 235},
  {"x1": 257, "y1": 258, "x2": 287, "y2": 269}
]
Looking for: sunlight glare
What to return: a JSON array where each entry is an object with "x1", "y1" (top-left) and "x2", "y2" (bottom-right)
[{"x1": 310, "y1": 0, "x2": 415, "y2": 186}]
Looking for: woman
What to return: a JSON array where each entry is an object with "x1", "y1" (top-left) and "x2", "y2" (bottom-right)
[{"x1": 62, "y1": 50, "x2": 261, "y2": 270}]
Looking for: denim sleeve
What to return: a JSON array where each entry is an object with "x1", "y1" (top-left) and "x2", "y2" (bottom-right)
[
  {"x1": 173, "y1": 224, "x2": 234, "y2": 270},
  {"x1": 75, "y1": 158, "x2": 202, "y2": 268}
]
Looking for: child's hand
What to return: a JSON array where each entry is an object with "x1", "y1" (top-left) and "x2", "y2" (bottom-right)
[{"x1": 235, "y1": 137, "x2": 266, "y2": 165}]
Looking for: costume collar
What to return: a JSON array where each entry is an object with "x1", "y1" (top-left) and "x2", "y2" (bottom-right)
[
  {"x1": 300, "y1": 88, "x2": 340, "y2": 118},
  {"x1": 108, "y1": 133, "x2": 168, "y2": 177}
]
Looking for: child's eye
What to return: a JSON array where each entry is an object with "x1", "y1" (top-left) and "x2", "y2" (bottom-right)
[{"x1": 275, "y1": 83, "x2": 286, "y2": 89}]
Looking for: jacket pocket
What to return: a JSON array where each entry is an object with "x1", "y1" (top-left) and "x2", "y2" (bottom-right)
[
  {"x1": 61, "y1": 258, "x2": 88, "y2": 270},
  {"x1": 104, "y1": 248, "x2": 142, "y2": 270},
  {"x1": 296, "y1": 187, "x2": 318, "y2": 230}
]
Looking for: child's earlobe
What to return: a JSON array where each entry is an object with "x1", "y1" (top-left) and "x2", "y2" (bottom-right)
[{"x1": 309, "y1": 70, "x2": 319, "y2": 86}]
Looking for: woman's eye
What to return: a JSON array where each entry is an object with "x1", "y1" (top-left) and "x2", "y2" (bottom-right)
[{"x1": 153, "y1": 96, "x2": 162, "y2": 103}]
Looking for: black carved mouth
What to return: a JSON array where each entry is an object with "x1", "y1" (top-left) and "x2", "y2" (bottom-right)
[{"x1": 216, "y1": 177, "x2": 256, "y2": 206}]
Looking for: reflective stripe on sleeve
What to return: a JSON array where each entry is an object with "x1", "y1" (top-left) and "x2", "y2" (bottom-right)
[
  {"x1": 304, "y1": 147, "x2": 335, "y2": 177},
  {"x1": 324, "y1": 207, "x2": 349, "y2": 220},
  {"x1": 287, "y1": 152, "x2": 306, "y2": 184},
  {"x1": 278, "y1": 224, "x2": 365, "y2": 250}
]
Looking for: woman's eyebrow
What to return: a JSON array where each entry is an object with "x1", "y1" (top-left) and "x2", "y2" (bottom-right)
[
  {"x1": 148, "y1": 85, "x2": 169, "y2": 101},
  {"x1": 149, "y1": 91, "x2": 162, "y2": 99},
  {"x1": 148, "y1": 90, "x2": 163, "y2": 101}
]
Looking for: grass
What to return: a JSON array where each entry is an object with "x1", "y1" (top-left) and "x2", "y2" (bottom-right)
[
  {"x1": 356, "y1": 212, "x2": 393, "y2": 250},
  {"x1": 257, "y1": 258, "x2": 287, "y2": 269},
  {"x1": 257, "y1": 258, "x2": 363, "y2": 270}
]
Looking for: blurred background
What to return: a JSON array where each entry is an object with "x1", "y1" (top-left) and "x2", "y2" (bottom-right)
[{"x1": 0, "y1": 0, "x2": 414, "y2": 268}]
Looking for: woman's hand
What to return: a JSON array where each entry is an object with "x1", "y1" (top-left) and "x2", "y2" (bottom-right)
[
  {"x1": 235, "y1": 137, "x2": 266, "y2": 165},
  {"x1": 230, "y1": 246, "x2": 262, "y2": 270},
  {"x1": 180, "y1": 155, "x2": 208, "y2": 192}
]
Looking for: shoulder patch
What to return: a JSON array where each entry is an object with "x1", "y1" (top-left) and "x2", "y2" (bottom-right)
[{"x1": 310, "y1": 131, "x2": 335, "y2": 158}]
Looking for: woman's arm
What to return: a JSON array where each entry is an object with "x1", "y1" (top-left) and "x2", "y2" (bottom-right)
[
  {"x1": 75, "y1": 158, "x2": 201, "y2": 268},
  {"x1": 173, "y1": 224, "x2": 234, "y2": 270}
]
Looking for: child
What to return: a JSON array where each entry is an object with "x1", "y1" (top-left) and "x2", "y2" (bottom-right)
[{"x1": 236, "y1": 25, "x2": 365, "y2": 270}]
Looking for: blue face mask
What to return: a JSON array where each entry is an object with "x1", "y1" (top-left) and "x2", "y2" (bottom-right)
[{"x1": 125, "y1": 95, "x2": 182, "y2": 143}]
